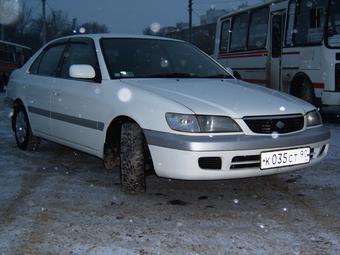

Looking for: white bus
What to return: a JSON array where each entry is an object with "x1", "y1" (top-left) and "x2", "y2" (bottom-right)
[{"x1": 213, "y1": 0, "x2": 340, "y2": 108}]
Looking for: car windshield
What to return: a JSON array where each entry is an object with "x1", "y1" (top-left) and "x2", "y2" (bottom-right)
[
  {"x1": 100, "y1": 38, "x2": 232, "y2": 79},
  {"x1": 326, "y1": 0, "x2": 340, "y2": 47}
]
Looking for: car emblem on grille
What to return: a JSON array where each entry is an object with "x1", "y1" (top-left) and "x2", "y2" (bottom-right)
[{"x1": 276, "y1": 121, "x2": 285, "y2": 129}]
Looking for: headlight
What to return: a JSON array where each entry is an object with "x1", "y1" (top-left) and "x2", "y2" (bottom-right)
[
  {"x1": 165, "y1": 113, "x2": 241, "y2": 133},
  {"x1": 196, "y1": 115, "x2": 241, "y2": 132},
  {"x1": 306, "y1": 110, "x2": 322, "y2": 127}
]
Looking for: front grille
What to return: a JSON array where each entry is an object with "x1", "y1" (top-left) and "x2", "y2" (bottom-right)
[
  {"x1": 198, "y1": 157, "x2": 222, "y2": 170},
  {"x1": 243, "y1": 114, "x2": 304, "y2": 134},
  {"x1": 336, "y1": 64, "x2": 340, "y2": 91},
  {"x1": 230, "y1": 155, "x2": 260, "y2": 170}
]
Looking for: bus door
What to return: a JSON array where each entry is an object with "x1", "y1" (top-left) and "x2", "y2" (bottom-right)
[{"x1": 270, "y1": 9, "x2": 286, "y2": 91}]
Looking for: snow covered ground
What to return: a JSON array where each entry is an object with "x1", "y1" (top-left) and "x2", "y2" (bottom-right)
[{"x1": 0, "y1": 94, "x2": 339, "y2": 255}]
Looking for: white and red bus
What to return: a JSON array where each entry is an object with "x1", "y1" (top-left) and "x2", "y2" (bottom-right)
[{"x1": 213, "y1": 0, "x2": 340, "y2": 108}]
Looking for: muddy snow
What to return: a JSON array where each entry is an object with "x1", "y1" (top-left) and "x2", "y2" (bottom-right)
[{"x1": 0, "y1": 94, "x2": 339, "y2": 255}]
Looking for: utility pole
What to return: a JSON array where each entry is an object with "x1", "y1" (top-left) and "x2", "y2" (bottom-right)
[
  {"x1": 42, "y1": 0, "x2": 47, "y2": 45},
  {"x1": 188, "y1": 0, "x2": 192, "y2": 43},
  {"x1": 72, "y1": 18, "x2": 77, "y2": 33}
]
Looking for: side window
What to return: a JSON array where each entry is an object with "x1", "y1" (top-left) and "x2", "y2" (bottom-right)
[
  {"x1": 29, "y1": 53, "x2": 44, "y2": 74},
  {"x1": 294, "y1": 0, "x2": 326, "y2": 45},
  {"x1": 219, "y1": 20, "x2": 231, "y2": 52},
  {"x1": 38, "y1": 44, "x2": 66, "y2": 76},
  {"x1": 230, "y1": 13, "x2": 249, "y2": 52},
  {"x1": 60, "y1": 42, "x2": 98, "y2": 80},
  {"x1": 248, "y1": 8, "x2": 269, "y2": 50}
]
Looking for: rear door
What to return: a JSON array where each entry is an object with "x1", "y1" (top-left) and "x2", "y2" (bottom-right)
[{"x1": 26, "y1": 42, "x2": 67, "y2": 137}]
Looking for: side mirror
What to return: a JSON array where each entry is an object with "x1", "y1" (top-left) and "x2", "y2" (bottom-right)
[{"x1": 69, "y1": 64, "x2": 96, "y2": 79}]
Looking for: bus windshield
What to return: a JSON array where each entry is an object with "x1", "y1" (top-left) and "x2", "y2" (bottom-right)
[{"x1": 326, "y1": 0, "x2": 340, "y2": 47}]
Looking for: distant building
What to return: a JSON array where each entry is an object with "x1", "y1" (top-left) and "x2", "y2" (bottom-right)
[{"x1": 200, "y1": 8, "x2": 229, "y2": 25}]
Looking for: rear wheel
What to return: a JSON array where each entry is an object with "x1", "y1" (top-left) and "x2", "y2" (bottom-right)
[
  {"x1": 13, "y1": 105, "x2": 40, "y2": 150},
  {"x1": 120, "y1": 122, "x2": 146, "y2": 194}
]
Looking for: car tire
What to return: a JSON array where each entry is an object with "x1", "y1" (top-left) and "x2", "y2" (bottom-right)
[
  {"x1": 13, "y1": 105, "x2": 40, "y2": 151},
  {"x1": 120, "y1": 122, "x2": 146, "y2": 193}
]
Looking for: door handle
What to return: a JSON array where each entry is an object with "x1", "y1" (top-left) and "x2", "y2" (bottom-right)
[{"x1": 52, "y1": 91, "x2": 61, "y2": 96}]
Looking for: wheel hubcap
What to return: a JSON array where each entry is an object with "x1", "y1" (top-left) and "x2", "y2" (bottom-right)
[{"x1": 16, "y1": 111, "x2": 27, "y2": 143}]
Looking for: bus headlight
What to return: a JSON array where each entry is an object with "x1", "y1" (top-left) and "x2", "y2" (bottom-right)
[
  {"x1": 306, "y1": 110, "x2": 322, "y2": 127},
  {"x1": 166, "y1": 113, "x2": 241, "y2": 133}
]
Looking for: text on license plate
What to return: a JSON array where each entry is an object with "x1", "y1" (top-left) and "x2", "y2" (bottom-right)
[{"x1": 261, "y1": 147, "x2": 310, "y2": 170}]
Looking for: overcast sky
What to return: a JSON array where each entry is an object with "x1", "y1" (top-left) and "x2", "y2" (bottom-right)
[{"x1": 24, "y1": 0, "x2": 262, "y2": 34}]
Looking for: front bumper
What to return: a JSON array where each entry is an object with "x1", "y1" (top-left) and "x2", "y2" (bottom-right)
[{"x1": 144, "y1": 127, "x2": 330, "y2": 180}]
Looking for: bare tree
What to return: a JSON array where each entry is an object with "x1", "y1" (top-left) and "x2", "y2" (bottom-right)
[{"x1": 78, "y1": 21, "x2": 109, "y2": 34}]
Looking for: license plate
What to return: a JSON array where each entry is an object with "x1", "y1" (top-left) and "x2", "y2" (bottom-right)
[{"x1": 261, "y1": 147, "x2": 310, "y2": 170}]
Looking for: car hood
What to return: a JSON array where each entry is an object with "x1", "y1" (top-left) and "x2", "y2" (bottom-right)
[{"x1": 120, "y1": 78, "x2": 314, "y2": 118}]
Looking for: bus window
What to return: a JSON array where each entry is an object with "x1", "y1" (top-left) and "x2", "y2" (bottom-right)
[
  {"x1": 294, "y1": 0, "x2": 326, "y2": 45},
  {"x1": 0, "y1": 43, "x2": 6, "y2": 62},
  {"x1": 286, "y1": 1, "x2": 296, "y2": 46},
  {"x1": 248, "y1": 7, "x2": 269, "y2": 50},
  {"x1": 230, "y1": 13, "x2": 249, "y2": 52},
  {"x1": 6, "y1": 45, "x2": 16, "y2": 64},
  {"x1": 326, "y1": 0, "x2": 340, "y2": 48},
  {"x1": 23, "y1": 48, "x2": 32, "y2": 63},
  {"x1": 220, "y1": 20, "x2": 231, "y2": 52}
]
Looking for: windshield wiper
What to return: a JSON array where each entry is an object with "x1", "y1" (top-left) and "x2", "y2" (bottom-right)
[
  {"x1": 145, "y1": 72, "x2": 197, "y2": 78},
  {"x1": 199, "y1": 74, "x2": 232, "y2": 79}
]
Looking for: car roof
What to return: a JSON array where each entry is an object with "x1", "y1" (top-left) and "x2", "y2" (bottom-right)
[{"x1": 47, "y1": 33, "x2": 183, "y2": 45}]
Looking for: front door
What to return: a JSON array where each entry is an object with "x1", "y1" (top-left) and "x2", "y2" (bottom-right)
[
  {"x1": 270, "y1": 10, "x2": 285, "y2": 91},
  {"x1": 50, "y1": 39, "x2": 104, "y2": 153}
]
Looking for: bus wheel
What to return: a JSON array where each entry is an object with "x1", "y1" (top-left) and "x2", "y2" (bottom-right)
[{"x1": 300, "y1": 79, "x2": 315, "y2": 105}]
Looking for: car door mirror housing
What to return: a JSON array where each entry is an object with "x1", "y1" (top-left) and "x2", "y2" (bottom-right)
[{"x1": 69, "y1": 64, "x2": 96, "y2": 79}]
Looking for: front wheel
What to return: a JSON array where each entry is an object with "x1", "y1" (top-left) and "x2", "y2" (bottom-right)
[
  {"x1": 120, "y1": 122, "x2": 146, "y2": 194},
  {"x1": 13, "y1": 105, "x2": 40, "y2": 150}
]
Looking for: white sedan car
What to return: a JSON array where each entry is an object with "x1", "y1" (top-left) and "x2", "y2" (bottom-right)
[{"x1": 5, "y1": 34, "x2": 330, "y2": 193}]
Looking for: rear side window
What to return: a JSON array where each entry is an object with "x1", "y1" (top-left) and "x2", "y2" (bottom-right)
[
  {"x1": 230, "y1": 13, "x2": 249, "y2": 52},
  {"x1": 38, "y1": 44, "x2": 66, "y2": 76},
  {"x1": 60, "y1": 42, "x2": 98, "y2": 79},
  {"x1": 248, "y1": 8, "x2": 269, "y2": 49},
  {"x1": 219, "y1": 20, "x2": 231, "y2": 52}
]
